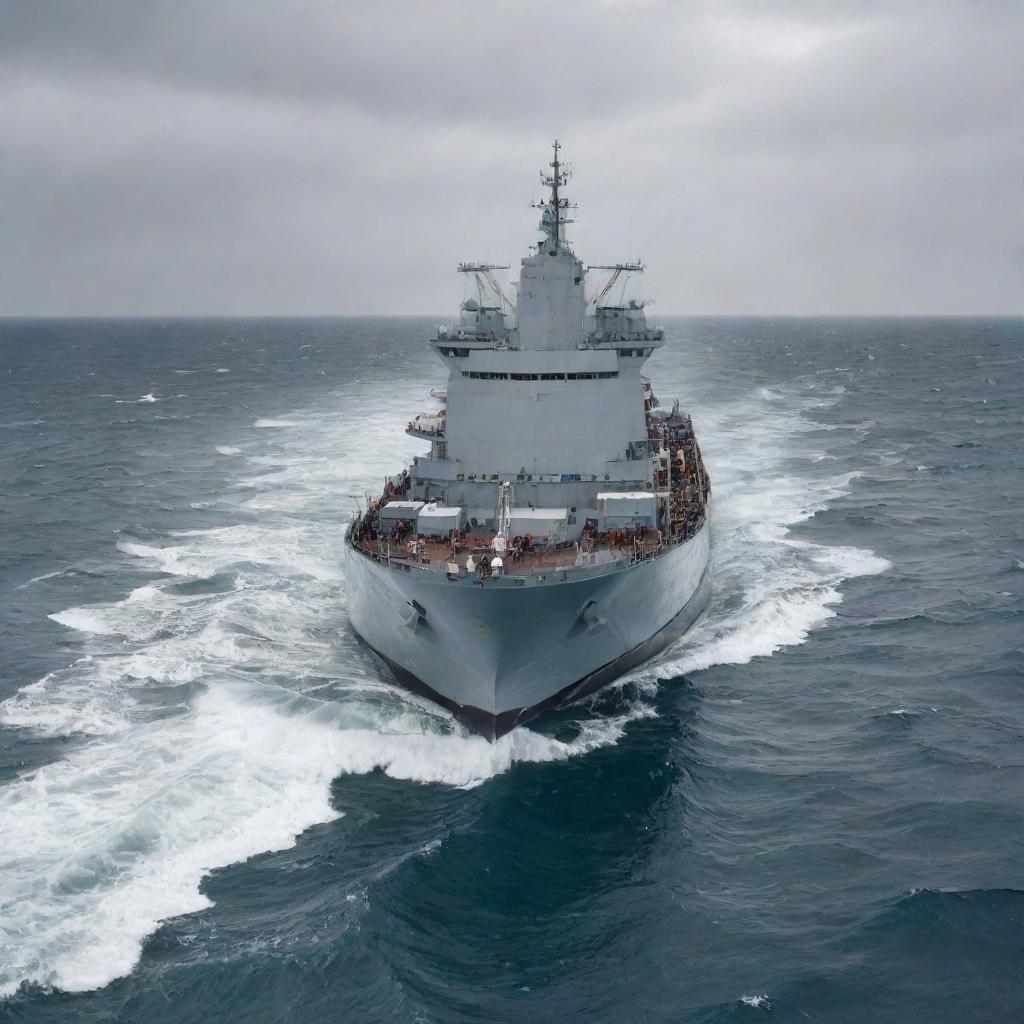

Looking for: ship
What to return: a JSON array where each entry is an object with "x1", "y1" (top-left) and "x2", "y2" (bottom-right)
[{"x1": 345, "y1": 142, "x2": 711, "y2": 739}]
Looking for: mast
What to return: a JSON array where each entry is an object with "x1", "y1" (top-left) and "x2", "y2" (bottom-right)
[
  {"x1": 551, "y1": 139, "x2": 561, "y2": 242},
  {"x1": 535, "y1": 139, "x2": 574, "y2": 249}
]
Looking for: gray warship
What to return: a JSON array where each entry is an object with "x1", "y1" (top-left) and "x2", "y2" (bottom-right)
[{"x1": 345, "y1": 142, "x2": 711, "y2": 739}]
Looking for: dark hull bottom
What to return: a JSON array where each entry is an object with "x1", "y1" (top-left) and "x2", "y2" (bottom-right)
[{"x1": 353, "y1": 567, "x2": 712, "y2": 741}]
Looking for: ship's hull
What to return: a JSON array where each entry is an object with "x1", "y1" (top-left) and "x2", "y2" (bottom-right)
[{"x1": 344, "y1": 520, "x2": 711, "y2": 739}]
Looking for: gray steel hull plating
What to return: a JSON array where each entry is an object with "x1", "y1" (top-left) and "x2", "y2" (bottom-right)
[{"x1": 344, "y1": 522, "x2": 710, "y2": 739}]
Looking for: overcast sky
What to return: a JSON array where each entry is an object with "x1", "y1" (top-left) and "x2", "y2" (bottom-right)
[{"x1": 1, "y1": 0, "x2": 1020, "y2": 315}]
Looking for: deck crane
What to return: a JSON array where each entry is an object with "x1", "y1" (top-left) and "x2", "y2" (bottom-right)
[
  {"x1": 457, "y1": 263, "x2": 515, "y2": 315},
  {"x1": 587, "y1": 262, "x2": 645, "y2": 309}
]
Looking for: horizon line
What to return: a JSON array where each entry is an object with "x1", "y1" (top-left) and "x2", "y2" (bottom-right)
[{"x1": 1, "y1": 311, "x2": 1020, "y2": 321}]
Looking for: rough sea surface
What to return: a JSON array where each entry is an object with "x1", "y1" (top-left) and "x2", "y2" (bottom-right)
[{"x1": 0, "y1": 317, "x2": 1021, "y2": 1023}]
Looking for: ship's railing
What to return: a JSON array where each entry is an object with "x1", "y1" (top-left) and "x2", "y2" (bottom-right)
[
  {"x1": 349, "y1": 517, "x2": 705, "y2": 580},
  {"x1": 435, "y1": 329, "x2": 514, "y2": 346},
  {"x1": 586, "y1": 328, "x2": 665, "y2": 344},
  {"x1": 356, "y1": 512, "x2": 707, "y2": 572},
  {"x1": 406, "y1": 420, "x2": 446, "y2": 439}
]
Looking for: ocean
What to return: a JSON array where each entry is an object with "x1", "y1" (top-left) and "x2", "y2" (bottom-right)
[{"x1": 0, "y1": 316, "x2": 1021, "y2": 1023}]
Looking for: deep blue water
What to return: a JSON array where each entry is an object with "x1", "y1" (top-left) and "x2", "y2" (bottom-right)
[{"x1": 0, "y1": 316, "x2": 1021, "y2": 1023}]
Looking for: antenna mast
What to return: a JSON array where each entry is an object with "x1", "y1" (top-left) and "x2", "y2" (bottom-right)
[
  {"x1": 551, "y1": 139, "x2": 562, "y2": 241},
  {"x1": 534, "y1": 139, "x2": 574, "y2": 248}
]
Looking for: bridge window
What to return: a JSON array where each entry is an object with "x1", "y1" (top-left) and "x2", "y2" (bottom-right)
[{"x1": 461, "y1": 370, "x2": 619, "y2": 382}]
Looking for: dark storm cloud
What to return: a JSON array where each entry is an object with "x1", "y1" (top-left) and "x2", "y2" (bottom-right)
[{"x1": 1, "y1": 0, "x2": 1020, "y2": 314}]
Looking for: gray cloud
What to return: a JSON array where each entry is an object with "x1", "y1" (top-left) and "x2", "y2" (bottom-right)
[{"x1": 1, "y1": 0, "x2": 1020, "y2": 315}]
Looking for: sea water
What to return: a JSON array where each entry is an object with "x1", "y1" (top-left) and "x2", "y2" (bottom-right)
[{"x1": 0, "y1": 317, "x2": 1021, "y2": 1022}]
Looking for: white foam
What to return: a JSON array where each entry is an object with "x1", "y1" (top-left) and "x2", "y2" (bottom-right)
[
  {"x1": 48, "y1": 607, "x2": 122, "y2": 635},
  {"x1": 46, "y1": 585, "x2": 192, "y2": 645},
  {"x1": 651, "y1": 523, "x2": 888, "y2": 679},
  {"x1": 137, "y1": 393, "x2": 158, "y2": 403},
  {"x1": 215, "y1": 445, "x2": 242, "y2": 456},
  {"x1": 116, "y1": 538, "x2": 208, "y2": 578},
  {"x1": 16, "y1": 569, "x2": 64, "y2": 590},
  {"x1": 253, "y1": 418, "x2": 300, "y2": 428},
  {"x1": 0, "y1": 683, "x2": 634, "y2": 996},
  {"x1": 0, "y1": 659, "x2": 135, "y2": 737},
  {"x1": 740, "y1": 994, "x2": 771, "y2": 1009},
  {"x1": 117, "y1": 528, "x2": 338, "y2": 581}
]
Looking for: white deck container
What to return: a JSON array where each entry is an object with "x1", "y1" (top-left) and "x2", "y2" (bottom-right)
[
  {"x1": 597, "y1": 491, "x2": 657, "y2": 527},
  {"x1": 378, "y1": 500, "x2": 425, "y2": 533},
  {"x1": 416, "y1": 504, "x2": 465, "y2": 536},
  {"x1": 507, "y1": 507, "x2": 568, "y2": 541}
]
